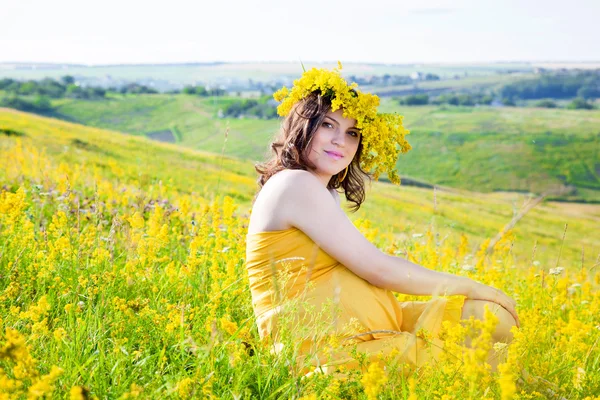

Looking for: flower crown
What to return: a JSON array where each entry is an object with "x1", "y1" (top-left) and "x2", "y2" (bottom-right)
[{"x1": 273, "y1": 62, "x2": 411, "y2": 184}]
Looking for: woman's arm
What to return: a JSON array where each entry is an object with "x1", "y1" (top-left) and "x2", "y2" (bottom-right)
[
  {"x1": 373, "y1": 254, "x2": 519, "y2": 326},
  {"x1": 278, "y1": 170, "x2": 519, "y2": 325},
  {"x1": 372, "y1": 254, "x2": 473, "y2": 296}
]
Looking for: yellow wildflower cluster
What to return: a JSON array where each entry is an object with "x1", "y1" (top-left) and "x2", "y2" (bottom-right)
[
  {"x1": 273, "y1": 62, "x2": 412, "y2": 183},
  {"x1": 0, "y1": 328, "x2": 63, "y2": 398},
  {"x1": 360, "y1": 362, "x2": 388, "y2": 400}
]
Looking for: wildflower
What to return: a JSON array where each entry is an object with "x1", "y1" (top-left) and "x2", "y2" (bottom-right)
[
  {"x1": 573, "y1": 366, "x2": 586, "y2": 391},
  {"x1": 408, "y1": 377, "x2": 418, "y2": 400},
  {"x1": 70, "y1": 386, "x2": 89, "y2": 400},
  {"x1": 28, "y1": 365, "x2": 63, "y2": 399},
  {"x1": 497, "y1": 362, "x2": 516, "y2": 400},
  {"x1": 549, "y1": 267, "x2": 564, "y2": 275},
  {"x1": 120, "y1": 383, "x2": 143, "y2": 399},
  {"x1": 361, "y1": 362, "x2": 388, "y2": 400},
  {"x1": 176, "y1": 377, "x2": 195, "y2": 398},
  {"x1": 493, "y1": 342, "x2": 508, "y2": 352}
]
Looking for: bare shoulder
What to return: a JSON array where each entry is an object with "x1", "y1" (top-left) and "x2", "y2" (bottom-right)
[{"x1": 249, "y1": 170, "x2": 317, "y2": 232}]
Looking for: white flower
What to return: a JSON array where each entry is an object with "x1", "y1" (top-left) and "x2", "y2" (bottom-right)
[
  {"x1": 412, "y1": 233, "x2": 423, "y2": 238},
  {"x1": 462, "y1": 264, "x2": 475, "y2": 272},
  {"x1": 493, "y1": 342, "x2": 508, "y2": 352},
  {"x1": 533, "y1": 260, "x2": 541, "y2": 267},
  {"x1": 549, "y1": 267, "x2": 564, "y2": 275},
  {"x1": 568, "y1": 283, "x2": 581, "y2": 295}
]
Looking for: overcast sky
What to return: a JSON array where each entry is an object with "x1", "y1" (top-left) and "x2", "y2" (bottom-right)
[{"x1": 1, "y1": 0, "x2": 598, "y2": 65}]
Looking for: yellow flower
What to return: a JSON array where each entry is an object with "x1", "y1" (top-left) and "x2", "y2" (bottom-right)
[
  {"x1": 408, "y1": 377, "x2": 418, "y2": 400},
  {"x1": 361, "y1": 362, "x2": 388, "y2": 400},
  {"x1": 176, "y1": 377, "x2": 194, "y2": 398},
  {"x1": 70, "y1": 386, "x2": 88, "y2": 400}
]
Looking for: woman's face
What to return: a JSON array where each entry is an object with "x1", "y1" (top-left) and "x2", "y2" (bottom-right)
[{"x1": 305, "y1": 108, "x2": 361, "y2": 184}]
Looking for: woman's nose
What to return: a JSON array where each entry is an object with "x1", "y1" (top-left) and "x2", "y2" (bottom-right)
[{"x1": 332, "y1": 130, "x2": 346, "y2": 146}]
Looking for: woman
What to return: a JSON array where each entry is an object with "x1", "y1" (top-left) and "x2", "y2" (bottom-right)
[{"x1": 245, "y1": 64, "x2": 519, "y2": 376}]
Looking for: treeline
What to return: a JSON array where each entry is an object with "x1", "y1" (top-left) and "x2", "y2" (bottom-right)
[
  {"x1": 0, "y1": 76, "x2": 160, "y2": 100},
  {"x1": 0, "y1": 76, "x2": 229, "y2": 114},
  {"x1": 397, "y1": 93, "x2": 595, "y2": 109},
  {"x1": 176, "y1": 85, "x2": 227, "y2": 96},
  {"x1": 221, "y1": 97, "x2": 277, "y2": 119},
  {"x1": 500, "y1": 70, "x2": 600, "y2": 100},
  {"x1": 397, "y1": 70, "x2": 599, "y2": 109},
  {"x1": 398, "y1": 93, "x2": 494, "y2": 106}
]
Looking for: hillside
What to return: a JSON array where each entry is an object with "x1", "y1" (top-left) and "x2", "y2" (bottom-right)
[
  {"x1": 1, "y1": 107, "x2": 598, "y2": 267},
  {"x1": 49, "y1": 95, "x2": 600, "y2": 202},
  {"x1": 1, "y1": 108, "x2": 600, "y2": 398}
]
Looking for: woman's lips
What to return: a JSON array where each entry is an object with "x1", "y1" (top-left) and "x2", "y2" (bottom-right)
[{"x1": 324, "y1": 151, "x2": 343, "y2": 160}]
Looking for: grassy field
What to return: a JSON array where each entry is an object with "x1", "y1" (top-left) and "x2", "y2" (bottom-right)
[
  {"x1": 1, "y1": 108, "x2": 599, "y2": 399},
  {"x1": 50, "y1": 95, "x2": 600, "y2": 202}
]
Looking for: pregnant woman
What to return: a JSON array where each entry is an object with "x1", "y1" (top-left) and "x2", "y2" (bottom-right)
[{"x1": 245, "y1": 64, "x2": 519, "y2": 376}]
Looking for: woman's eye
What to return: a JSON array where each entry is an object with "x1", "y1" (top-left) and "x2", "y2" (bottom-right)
[
  {"x1": 348, "y1": 131, "x2": 358, "y2": 137},
  {"x1": 323, "y1": 122, "x2": 333, "y2": 128}
]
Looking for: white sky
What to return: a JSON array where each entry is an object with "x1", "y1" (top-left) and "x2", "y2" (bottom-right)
[{"x1": 1, "y1": 0, "x2": 598, "y2": 65}]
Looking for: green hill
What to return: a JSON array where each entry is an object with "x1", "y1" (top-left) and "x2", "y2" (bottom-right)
[
  {"x1": 48, "y1": 95, "x2": 600, "y2": 202},
  {"x1": 1, "y1": 107, "x2": 598, "y2": 267}
]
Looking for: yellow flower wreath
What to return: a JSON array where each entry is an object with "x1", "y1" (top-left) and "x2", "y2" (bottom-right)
[{"x1": 273, "y1": 62, "x2": 412, "y2": 184}]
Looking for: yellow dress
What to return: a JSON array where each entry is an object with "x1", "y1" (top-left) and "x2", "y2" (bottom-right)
[{"x1": 245, "y1": 226, "x2": 466, "y2": 375}]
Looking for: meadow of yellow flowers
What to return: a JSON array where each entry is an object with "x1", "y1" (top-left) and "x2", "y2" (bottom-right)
[{"x1": 0, "y1": 108, "x2": 599, "y2": 399}]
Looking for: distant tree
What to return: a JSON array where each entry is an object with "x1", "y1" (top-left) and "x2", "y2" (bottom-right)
[
  {"x1": 37, "y1": 78, "x2": 66, "y2": 98},
  {"x1": 400, "y1": 94, "x2": 429, "y2": 105},
  {"x1": 0, "y1": 94, "x2": 53, "y2": 113},
  {"x1": 61, "y1": 75, "x2": 75, "y2": 85},
  {"x1": 500, "y1": 70, "x2": 600, "y2": 100},
  {"x1": 479, "y1": 95, "x2": 493, "y2": 105},
  {"x1": 31, "y1": 95, "x2": 52, "y2": 111},
  {"x1": 447, "y1": 95, "x2": 460, "y2": 106},
  {"x1": 425, "y1": 73, "x2": 440, "y2": 81},
  {"x1": 183, "y1": 85, "x2": 210, "y2": 96},
  {"x1": 457, "y1": 94, "x2": 475, "y2": 106},
  {"x1": 0, "y1": 78, "x2": 16, "y2": 90},
  {"x1": 566, "y1": 97, "x2": 594, "y2": 110},
  {"x1": 18, "y1": 81, "x2": 37, "y2": 95},
  {"x1": 534, "y1": 99, "x2": 557, "y2": 108},
  {"x1": 222, "y1": 96, "x2": 277, "y2": 119},
  {"x1": 577, "y1": 85, "x2": 599, "y2": 99},
  {"x1": 502, "y1": 97, "x2": 516, "y2": 106},
  {"x1": 120, "y1": 83, "x2": 158, "y2": 95}
]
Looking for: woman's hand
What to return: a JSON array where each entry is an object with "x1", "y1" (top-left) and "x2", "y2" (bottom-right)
[{"x1": 467, "y1": 281, "x2": 520, "y2": 328}]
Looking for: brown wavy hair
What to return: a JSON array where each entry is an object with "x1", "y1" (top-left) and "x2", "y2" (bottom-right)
[{"x1": 253, "y1": 91, "x2": 373, "y2": 212}]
